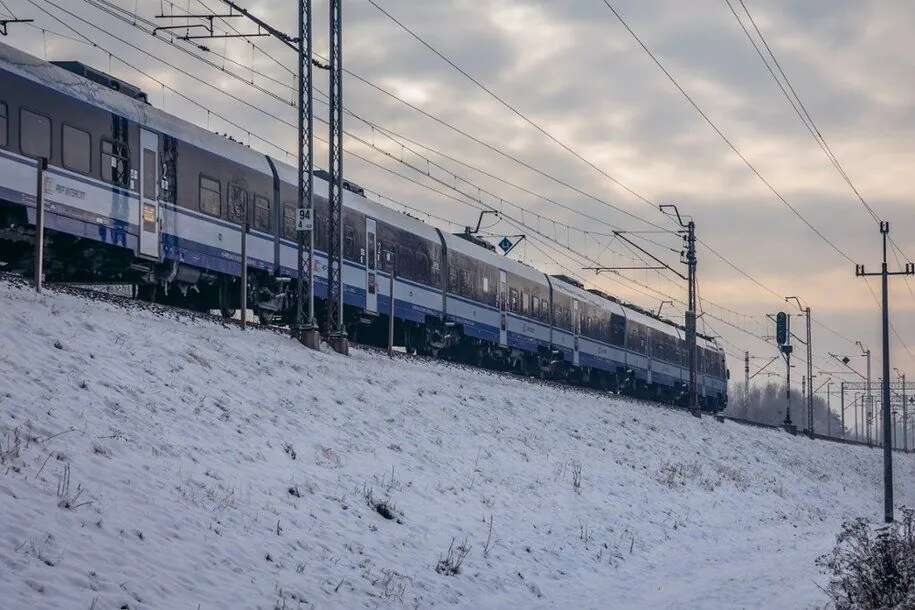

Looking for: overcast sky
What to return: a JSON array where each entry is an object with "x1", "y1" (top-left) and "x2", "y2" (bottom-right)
[{"x1": 3, "y1": 0, "x2": 914, "y2": 394}]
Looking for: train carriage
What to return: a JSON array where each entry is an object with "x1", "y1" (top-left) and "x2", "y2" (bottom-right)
[{"x1": 0, "y1": 40, "x2": 728, "y2": 411}]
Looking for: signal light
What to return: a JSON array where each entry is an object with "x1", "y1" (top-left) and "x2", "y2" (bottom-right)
[{"x1": 776, "y1": 311, "x2": 789, "y2": 346}]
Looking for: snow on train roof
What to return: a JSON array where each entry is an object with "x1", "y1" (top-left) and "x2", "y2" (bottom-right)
[{"x1": 0, "y1": 42, "x2": 272, "y2": 176}]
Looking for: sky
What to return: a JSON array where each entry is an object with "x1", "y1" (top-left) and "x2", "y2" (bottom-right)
[{"x1": 2, "y1": 0, "x2": 914, "y2": 399}]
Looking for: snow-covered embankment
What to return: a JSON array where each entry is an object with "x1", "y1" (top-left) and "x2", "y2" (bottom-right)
[{"x1": 1, "y1": 279, "x2": 912, "y2": 609}]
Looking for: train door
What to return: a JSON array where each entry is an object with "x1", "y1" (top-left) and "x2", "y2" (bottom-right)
[
  {"x1": 365, "y1": 217, "x2": 378, "y2": 314},
  {"x1": 498, "y1": 270, "x2": 508, "y2": 347},
  {"x1": 572, "y1": 299, "x2": 580, "y2": 366},
  {"x1": 138, "y1": 129, "x2": 160, "y2": 260}
]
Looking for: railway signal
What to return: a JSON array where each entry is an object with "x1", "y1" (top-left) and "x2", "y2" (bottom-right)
[
  {"x1": 776, "y1": 312, "x2": 788, "y2": 346},
  {"x1": 772, "y1": 311, "x2": 795, "y2": 432}
]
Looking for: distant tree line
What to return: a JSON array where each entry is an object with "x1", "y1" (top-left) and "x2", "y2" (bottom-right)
[{"x1": 725, "y1": 382, "x2": 847, "y2": 438}]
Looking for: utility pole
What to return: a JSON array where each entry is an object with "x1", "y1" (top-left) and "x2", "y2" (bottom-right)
[
  {"x1": 895, "y1": 369, "x2": 908, "y2": 453},
  {"x1": 827, "y1": 382, "x2": 832, "y2": 437},
  {"x1": 802, "y1": 375, "x2": 806, "y2": 427},
  {"x1": 840, "y1": 381, "x2": 845, "y2": 438},
  {"x1": 855, "y1": 221, "x2": 915, "y2": 524},
  {"x1": 660, "y1": 204, "x2": 699, "y2": 417},
  {"x1": 856, "y1": 394, "x2": 861, "y2": 442},
  {"x1": 326, "y1": 0, "x2": 348, "y2": 355},
  {"x1": 686, "y1": 218, "x2": 698, "y2": 416},
  {"x1": 585, "y1": 223, "x2": 696, "y2": 412},
  {"x1": 892, "y1": 409, "x2": 898, "y2": 450},
  {"x1": 158, "y1": 3, "x2": 322, "y2": 347},
  {"x1": 894, "y1": 369, "x2": 909, "y2": 453},
  {"x1": 787, "y1": 297, "x2": 813, "y2": 435},
  {"x1": 298, "y1": 0, "x2": 320, "y2": 349},
  {"x1": 744, "y1": 351, "x2": 750, "y2": 410},
  {"x1": 857, "y1": 341, "x2": 873, "y2": 446}
]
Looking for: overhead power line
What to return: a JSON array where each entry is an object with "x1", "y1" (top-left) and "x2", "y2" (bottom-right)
[
  {"x1": 365, "y1": 0, "x2": 663, "y2": 216},
  {"x1": 599, "y1": 0, "x2": 854, "y2": 266},
  {"x1": 725, "y1": 0, "x2": 883, "y2": 226},
  {"x1": 599, "y1": 0, "x2": 914, "y2": 364},
  {"x1": 721, "y1": 0, "x2": 915, "y2": 361},
  {"x1": 356, "y1": 0, "x2": 864, "y2": 343}
]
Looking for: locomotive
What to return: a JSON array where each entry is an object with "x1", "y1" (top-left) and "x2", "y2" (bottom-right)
[{"x1": 0, "y1": 41, "x2": 727, "y2": 409}]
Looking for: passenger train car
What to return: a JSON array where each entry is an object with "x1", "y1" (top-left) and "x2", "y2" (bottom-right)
[{"x1": 0, "y1": 42, "x2": 728, "y2": 410}]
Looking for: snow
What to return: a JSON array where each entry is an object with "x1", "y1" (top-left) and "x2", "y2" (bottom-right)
[{"x1": 0, "y1": 279, "x2": 912, "y2": 610}]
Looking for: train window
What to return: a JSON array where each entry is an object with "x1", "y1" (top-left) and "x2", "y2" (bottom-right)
[
  {"x1": 416, "y1": 250, "x2": 431, "y2": 285},
  {"x1": 0, "y1": 102, "x2": 7, "y2": 147},
  {"x1": 227, "y1": 184, "x2": 247, "y2": 224},
  {"x1": 609, "y1": 315, "x2": 625, "y2": 346},
  {"x1": 343, "y1": 226, "x2": 356, "y2": 260},
  {"x1": 254, "y1": 195, "x2": 271, "y2": 231},
  {"x1": 482, "y1": 276, "x2": 489, "y2": 294},
  {"x1": 199, "y1": 175, "x2": 221, "y2": 217},
  {"x1": 509, "y1": 288, "x2": 519, "y2": 313},
  {"x1": 367, "y1": 232, "x2": 376, "y2": 269},
  {"x1": 20, "y1": 108, "x2": 51, "y2": 160},
  {"x1": 160, "y1": 135, "x2": 178, "y2": 204},
  {"x1": 626, "y1": 321, "x2": 648, "y2": 355},
  {"x1": 282, "y1": 204, "x2": 296, "y2": 239},
  {"x1": 101, "y1": 139, "x2": 129, "y2": 186},
  {"x1": 62, "y1": 125, "x2": 91, "y2": 174},
  {"x1": 142, "y1": 148, "x2": 157, "y2": 198}
]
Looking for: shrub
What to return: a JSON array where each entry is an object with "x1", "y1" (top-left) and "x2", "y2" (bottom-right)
[
  {"x1": 435, "y1": 538, "x2": 470, "y2": 576},
  {"x1": 816, "y1": 508, "x2": 915, "y2": 610}
]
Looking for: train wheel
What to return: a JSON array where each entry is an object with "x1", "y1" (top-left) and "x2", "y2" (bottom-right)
[
  {"x1": 217, "y1": 278, "x2": 237, "y2": 318},
  {"x1": 136, "y1": 284, "x2": 157, "y2": 303}
]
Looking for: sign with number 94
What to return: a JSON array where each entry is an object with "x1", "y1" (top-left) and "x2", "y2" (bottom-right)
[{"x1": 296, "y1": 207, "x2": 313, "y2": 232}]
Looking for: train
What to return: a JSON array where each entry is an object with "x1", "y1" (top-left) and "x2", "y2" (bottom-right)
[{"x1": 0, "y1": 41, "x2": 728, "y2": 410}]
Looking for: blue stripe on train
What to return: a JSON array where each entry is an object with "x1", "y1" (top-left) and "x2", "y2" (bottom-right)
[{"x1": 578, "y1": 350, "x2": 625, "y2": 374}]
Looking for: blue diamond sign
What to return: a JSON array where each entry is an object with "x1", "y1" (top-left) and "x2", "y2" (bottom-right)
[{"x1": 498, "y1": 237, "x2": 513, "y2": 253}]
